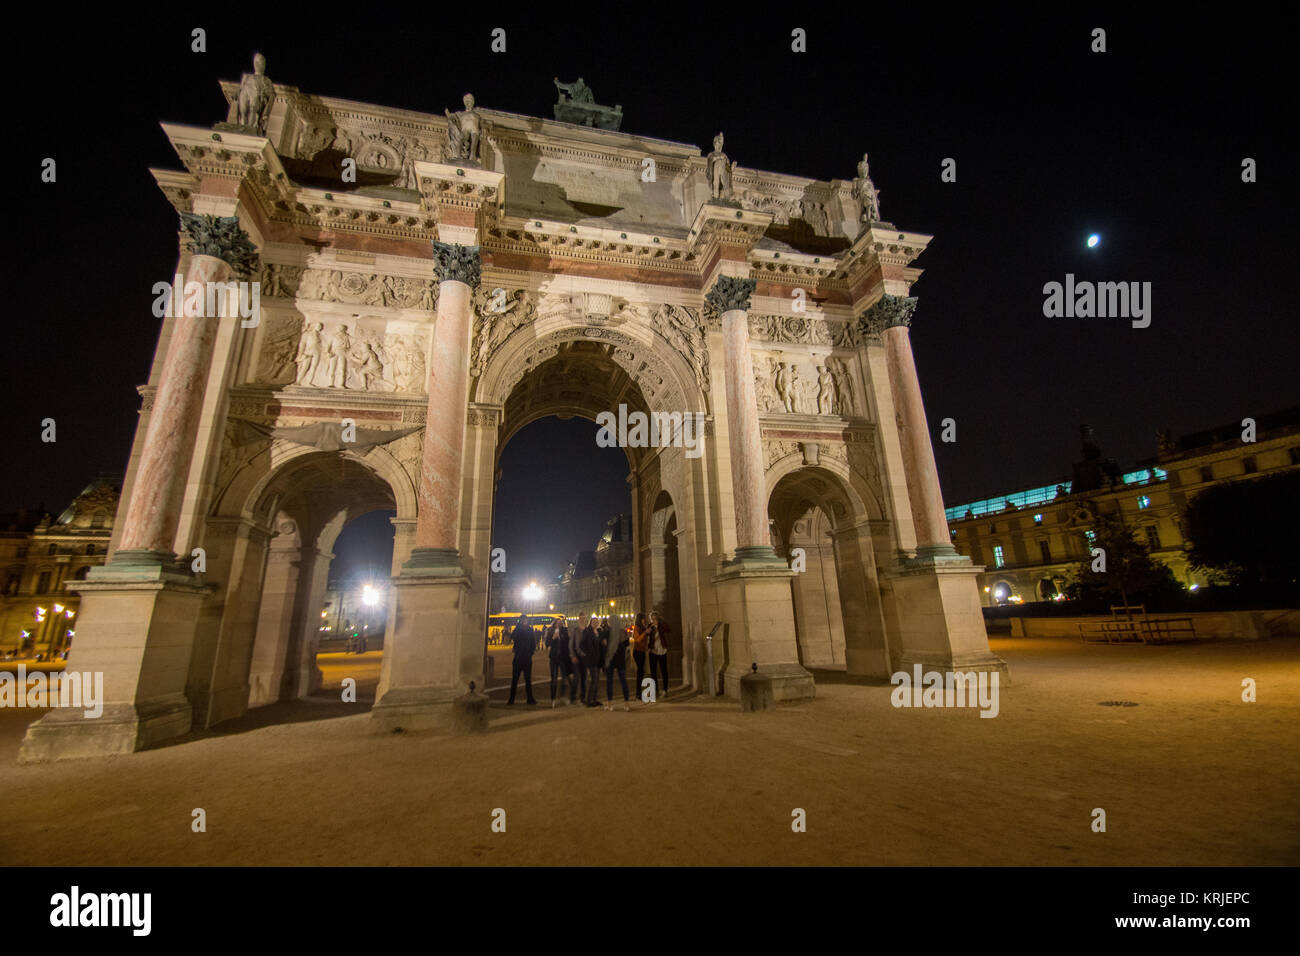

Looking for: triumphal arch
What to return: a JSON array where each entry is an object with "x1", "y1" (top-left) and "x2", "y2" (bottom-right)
[{"x1": 20, "y1": 59, "x2": 1004, "y2": 760}]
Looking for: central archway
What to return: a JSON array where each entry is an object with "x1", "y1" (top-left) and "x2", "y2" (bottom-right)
[{"x1": 468, "y1": 304, "x2": 711, "y2": 696}]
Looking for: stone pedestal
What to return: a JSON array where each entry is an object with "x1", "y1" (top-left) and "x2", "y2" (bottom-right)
[
  {"x1": 18, "y1": 564, "x2": 211, "y2": 762},
  {"x1": 370, "y1": 574, "x2": 473, "y2": 734},
  {"x1": 714, "y1": 561, "x2": 813, "y2": 701},
  {"x1": 887, "y1": 558, "x2": 1009, "y2": 680}
]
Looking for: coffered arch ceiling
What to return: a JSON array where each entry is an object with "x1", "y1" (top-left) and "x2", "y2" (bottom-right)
[{"x1": 499, "y1": 341, "x2": 651, "y2": 464}]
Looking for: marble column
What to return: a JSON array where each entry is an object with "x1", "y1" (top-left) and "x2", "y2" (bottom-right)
[
  {"x1": 18, "y1": 214, "x2": 258, "y2": 761},
  {"x1": 869, "y1": 295, "x2": 961, "y2": 560},
  {"x1": 705, "y1": 275, "x2": 780, "y2": 564},
  {"x1": 405, "y1": 241, "x2": 480, "y2": 574},
  {"x1": 116, "y1": 214, "x2": 258, "y2": 564}
]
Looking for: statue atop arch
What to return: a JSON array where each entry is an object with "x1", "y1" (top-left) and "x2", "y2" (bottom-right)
[
  {"x1": 706, "y1": 132, "x2": 735, "y2": 203},
  {"x1": 445, "y1": 93, "x2": 484, "y2": 164},
  {"x1": 216, "y1": 52, "x2": 275, "y2": 136},
  {"x1": 553, "y1": 76, "x2": 623, "y2": 130}
]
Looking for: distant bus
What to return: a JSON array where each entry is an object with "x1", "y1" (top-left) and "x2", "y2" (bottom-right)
[{"x1": 486, "y1": 612, "x2": 563, "y2": 647}]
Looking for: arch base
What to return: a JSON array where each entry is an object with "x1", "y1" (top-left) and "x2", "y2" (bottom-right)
[
  {"x1": 18, "y1": 572, "x2": 212, "y2": 761},
  {"x1": 713, "y1": 563, "x2": 814, "y2": 702},
  {"x1": 886, "y1": 561, "x2": 1009, "y2": 681},
  {"x1": 369, "y1": 574, "x2": 476, "y2": 734}
]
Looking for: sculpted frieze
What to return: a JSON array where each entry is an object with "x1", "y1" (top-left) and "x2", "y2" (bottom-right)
[
  {"x1": 254, "y1": 317, "x2": 428, "y2": 392},
  {"x1": 296, "y1": 269, "x2": 436, "y2": 310},
  {"x1": 759, "y1": 355, "x2": 857, "y2": 417}
]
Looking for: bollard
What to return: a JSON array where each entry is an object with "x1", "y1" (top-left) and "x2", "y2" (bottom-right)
[
  {"x1": 450, "y1": 680, "x2": 490, "y2": 734},
  {"x1": 739, "y1": 662, "x2": 773, "y2": 713}
]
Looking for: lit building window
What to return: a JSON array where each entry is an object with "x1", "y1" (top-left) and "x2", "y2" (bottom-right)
[
  {"x1": 1137, "y1": 495, "x2": 1150, "y2": 509},
  {"x1": 992, "y1": 545, "x2": 1005, "y2": 568},
  {"x1": 1033, "y1": 513, "x2": 1043, "y2": 525},
  {"x1": 1084, "y1": 530, "x2": 1097, "y2": 545}
]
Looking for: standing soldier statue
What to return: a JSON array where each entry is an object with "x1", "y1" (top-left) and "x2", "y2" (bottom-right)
[{"x1": 707, "y1": 132, "x2": 734, "y2": 201}]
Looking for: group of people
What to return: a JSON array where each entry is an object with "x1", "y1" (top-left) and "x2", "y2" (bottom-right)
[{"x1": 506, "y1": 611, "x2": 672, "y2": 709}]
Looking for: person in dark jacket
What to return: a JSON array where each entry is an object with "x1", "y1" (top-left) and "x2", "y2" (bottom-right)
[
  {"x1": 570, "y1": 613, "x2": 590, "y2": 703},
  {"x1": 507, "y1": 614, "x2": 538, "y2": 705},
  {"x1": 603, "y1": 615, "x2": 631, "y2": 710},
  {"x1": 579, "y1": 617, "x2": 603, "y2": 707},
  {"x1": 544, "y1": 618, "x2": 573, "y2": 707}
]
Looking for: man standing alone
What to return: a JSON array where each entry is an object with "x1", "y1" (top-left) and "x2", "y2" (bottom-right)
[{"x1": 507, "y1": 614, "x2": 538, "y2": 705}]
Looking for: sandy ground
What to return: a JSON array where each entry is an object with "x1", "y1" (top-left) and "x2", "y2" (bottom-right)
[{"x1": 1, "y1": 637, "x2": 1297, "y2": 866}]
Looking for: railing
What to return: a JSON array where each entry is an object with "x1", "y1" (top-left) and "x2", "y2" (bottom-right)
[{"x1": 1080, "y1": 607, "x2": 1197, "y2": 644}]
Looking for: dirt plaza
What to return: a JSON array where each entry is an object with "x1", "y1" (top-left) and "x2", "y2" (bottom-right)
[{"x1": 1, "y1": 636, "x2": 1296, "y2": 867}]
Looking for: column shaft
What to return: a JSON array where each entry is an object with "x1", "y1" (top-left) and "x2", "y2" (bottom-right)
[
  {"x1": 118, "y1": 254, "x2": 231, "y2": 557},
  {"x1": 881, "y1": 325, "x2": 953, "y2": 552},
  {"x1": 414, "y1": 279, "x2": 473, "y2": 552},
  {"x1": 722, "y1": 307, "x2": 769, "y2": 549}
]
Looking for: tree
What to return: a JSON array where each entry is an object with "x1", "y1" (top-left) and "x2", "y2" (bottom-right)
[
  {"x1": 1064, "y1": 511, "x2": 1182, "y2": 610},
  {"x1": 1184, "y1": 470, "x2": 1300, "y2": 588}
]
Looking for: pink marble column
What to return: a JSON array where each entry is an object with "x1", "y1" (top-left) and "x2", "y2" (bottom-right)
[
  {"x1": 878, "y1": 302, "x2": 957, "y2": 556},
  {"x1": 708, "y1": 276, "x2": 777, "y2": 560},
  {"x1": 406, "y1": 242, "x2": 479, "y2": 572},
  {"x1": 117, "y1": 253, "x2": 232, "y2": 560}
]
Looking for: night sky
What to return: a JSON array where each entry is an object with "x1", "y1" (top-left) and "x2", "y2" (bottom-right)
[{"x1": 9, "y1": 12, "x2": 1294, "y2": 580}]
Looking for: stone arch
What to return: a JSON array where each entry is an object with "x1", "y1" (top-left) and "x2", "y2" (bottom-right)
[
  {"x1": 765, "y1": 448, "x2": 882, "y2": 526},
  {"x1": 475, "y1": 311, "x2": 707, "y2": 417},
  {"x1": 215, "y1": 437, "x2": 418, "y2": 525},
  {"x1": 768, "y1": 464, "x2": 893, "y2": 676},
  {"x1": 187, "y1": 444, "x2": 404, "y2": 725}
]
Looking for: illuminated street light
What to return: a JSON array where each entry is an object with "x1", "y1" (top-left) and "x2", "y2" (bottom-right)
[
  {"x1": 522, "y1": 581, "x2": 543, "y2": 602},
  {"x1": 361, "y1": 584, "x2": 381, "y2": 607}
]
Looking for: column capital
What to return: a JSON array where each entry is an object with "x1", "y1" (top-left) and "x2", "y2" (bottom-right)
[
  {"x1": 430, "y1": 241, "x2": 482, "y2": 288},
  {"x1": 705, "y1": 275, "x2": 757, "y2": 314},
  {"x1": 178, "y1": 213, "x2": 259, "y2": 277},
  {"x1": 857, "y1": 293, "x2": 918, "y2": 337}
]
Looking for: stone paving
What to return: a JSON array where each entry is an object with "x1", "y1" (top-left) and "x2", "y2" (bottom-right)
[{"x1": 1, "y1": 636, "x2": 1296, "y2": 866}]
